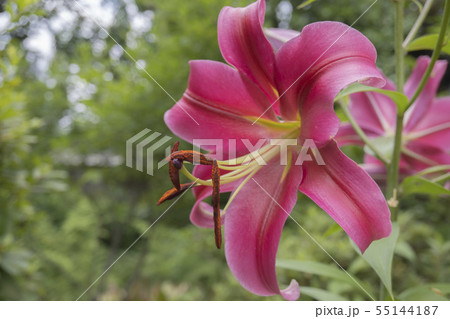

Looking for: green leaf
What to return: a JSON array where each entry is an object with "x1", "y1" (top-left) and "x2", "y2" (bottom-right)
[
  {"x1": 407, "y1": 34, "x2": 450, "y2": 55},
  {"x1": 300, "y1": 287, "x2": 348, "y2": 301},
  {"x1": 352, "y1": 223, "x2": 400, "y2": 299},
  {"x1": 335, "y1": 83, "x2": 409, "y2": 113},
  {"x1": 401, "y1": 176, "x2": 450, "y2": 196},
  {"x1": 398, "y1": 284, "x2": 450, "y2": 301},
  {"x1": 297, "y1": 0, "x2": 319, "y2": 10},
  {"x1": 277, "y1": 260, "x2": 361, "y2": 287},
  {"x1": 323, "y1": 222, "x2": 343, "y2": 238},
  {"x1": 395, "y1": 240, "x2": 416, "y2": 262}
]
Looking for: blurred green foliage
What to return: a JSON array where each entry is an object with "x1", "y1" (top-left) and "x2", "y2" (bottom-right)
[{"x1": 0, "y1": 0, "x2": 448, "y2": 300}]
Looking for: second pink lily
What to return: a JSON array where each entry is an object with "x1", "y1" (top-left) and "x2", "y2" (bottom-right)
[{"x1": 336, "y1": 56, "x2": 450, "y2": 178}]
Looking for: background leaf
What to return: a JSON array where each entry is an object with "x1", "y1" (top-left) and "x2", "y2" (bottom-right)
[
  {"x1": 300, "y1": 287, "x2": 348, "y2": 301},
  {"x1": 401, "y1": 176, "x2": 450, "y2": 196},
  {"x1": 335, "y1": 83, "x2": 408, "y2": 112},
  {"x1": 323, "y1": 222, "x2": 343, "y2": 238},
  {"x1": 352, "y1": 223, "x2": 400, "y2": 299},
  {"x1": 398, "y1": 284, "x2": 450, "y2": 301},
  {"x1": 277, "y1": 259, "x2": 364, "y2": 288},
  {"x1": 407, "y1": 34, "x2": 450, "y2": 55}
]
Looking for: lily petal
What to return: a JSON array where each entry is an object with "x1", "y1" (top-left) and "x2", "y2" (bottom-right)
[
  {"x1": 403, "y1": 141, "x2": 450, "y2": 172},
  {"x1": 299, "y1": 141, "x2": 391, "y2": 253},
  {"x1": 408, "y1": 97, "x2": 450, "y2": 152},
  {"x1": 164, "y1": 60, "x2": 280, "y2": 158},
  {"x1": 264, "y1": 28, "x2": 300, "y2": 51},
  {"x1": 225, "y1": 156, "x2": 303, "y2": 300},
  {"x1": 218, "y1": 0, "x2": 278, "y2": 105},
  {"x1": 348, "y1": 77, "x2": 397, "y2": 134},
  {"x1": 404, "y1": 57, "x2": 447, "y2": 131},
  {"x1": 335, "y1": 123, "x2": 362, "y2": 146},
  {"x1": 275, "y1": 22, "x2": 384, "y2": 146}
]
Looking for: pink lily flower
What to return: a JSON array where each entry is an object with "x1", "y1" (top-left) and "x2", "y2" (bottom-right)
[
  {"x1": 161, "y1": 0, "x2": 391, "y2": 300},
  {"x1": 336, "y1": 56, "x2": 450, "y2": 177}
]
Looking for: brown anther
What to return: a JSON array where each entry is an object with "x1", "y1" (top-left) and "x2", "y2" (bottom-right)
[
  {"x1": 157, "y1": 183, "x2": 194, "y2": 205},
  {"x1": 171, "y1": 150, "x2": 214, "y2": 165},
  {"x1": 169, "y1": 142, "x2": 181, "y2": 190},
  {"x1": 211, "y1": 160, "x2": 222, "y2": 249}
]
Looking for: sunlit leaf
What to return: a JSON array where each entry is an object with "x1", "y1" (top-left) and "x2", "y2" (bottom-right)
[
  {"x1": 297, "y1": 0, "x2": 319, "y2": 10},
  {"x1": 407, "y1": 34, "x2": 450, "y2": 55},
  {"x1": 323, "y1": 222, "x2": 343, "y2": 238}
]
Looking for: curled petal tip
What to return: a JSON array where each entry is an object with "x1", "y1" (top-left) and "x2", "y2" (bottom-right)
[{"x1": 281, "y1": 279, "x2": 300, "y2": 301}]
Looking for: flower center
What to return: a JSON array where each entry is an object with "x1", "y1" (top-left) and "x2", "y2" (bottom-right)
[{"x1": 158, "y1": 121, "x2": 300, "y2": 248}]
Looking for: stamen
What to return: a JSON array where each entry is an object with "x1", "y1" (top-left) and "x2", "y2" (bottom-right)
[
  {"x1": 221, "y1": 168, "x2": 259, "y2": 215},
  {"x1": 157, "y1": 182, "x2": 194, "y2": 205},
  {"x1": 160, "y1": 132, "x2": 300, "y2": 250},
  {"x1": 169, "y1": 141, "x2": 181, "y2": 190},
  {"x1": 211, "y1": 160, "x2": 222, "y2": 249}
]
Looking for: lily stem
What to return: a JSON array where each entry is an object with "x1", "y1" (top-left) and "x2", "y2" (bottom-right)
[
  {"x1": 402, "y1": 0, "x2": 434, "y2": 50},
  {"x1": 386, "y1": 0, "x2": 405, "y2": 223},
  {"x1": 339, "y1": 101, "x2": 390, "y2": 166},
  {"x1": 405, "y1": 0, "x2": 450, "y2": 110}
]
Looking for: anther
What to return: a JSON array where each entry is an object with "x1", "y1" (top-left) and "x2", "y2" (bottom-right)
[
  {"x1": 211, "y1": 160, "x2": 222, "y2": 249},
  {"x1": 171, "y1": 150, "x2": 214, "y2": 165},
  {"x1": 157, "y1": 183, "x2": 194, "y2": 205},
  {"x1": 169, "y1": 142, "x2": 181, "y2": 190}
]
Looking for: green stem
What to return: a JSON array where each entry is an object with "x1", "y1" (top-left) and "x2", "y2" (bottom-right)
[
  {"x1": 340, "y1": 101, "x2": 390, "y2": 166},
  {"x1": 405, "y1": 0, "x2": 450, "y2": 110},
  {"x1": 387, "y1": 0, "x2": 405, "y2": 221},
  {"x1": 403, "y1": 0, "x2": 435, "y2": 50},
  {"x1": 395, "y1": 0, "x2": 406, "y2": 94},
  {"x1": 387, "y1": 114, "x2": 404, "y2": 221}
]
